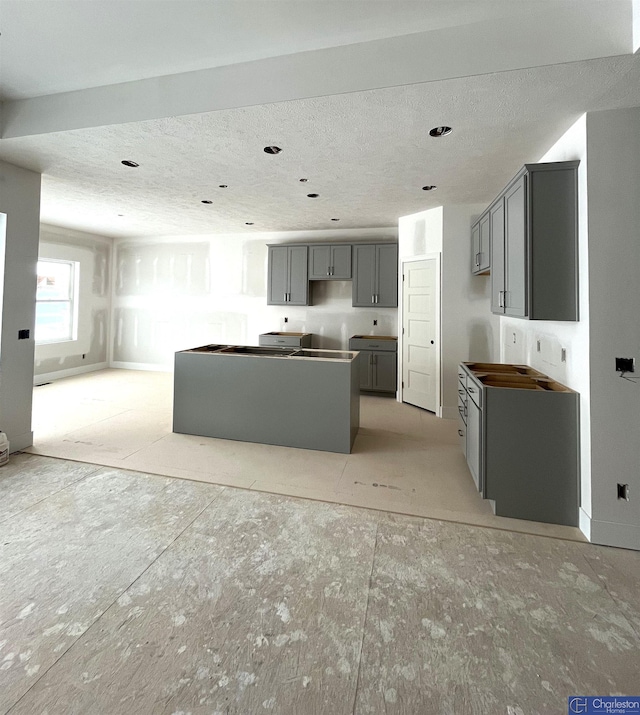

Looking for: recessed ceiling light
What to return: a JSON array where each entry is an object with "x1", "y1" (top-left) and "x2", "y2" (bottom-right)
[
  {"x1": 263, "y1": 146, "x2": 282, "y2": 154},
  {"x1": 331, "y1": 218, "x2": 340, "y2": 222},
  {"x1": 121, "y1": 160, "x2": 139, "y2": 167},
  {"x1": 299, "y1": 178, "x2": 308, "y2": 183},
  {"x1": 218, "y1": 184, "x2": 228, "y2": 188},
  {"x1": 422, "y1": 185, "x2": 437, "y2": 191},
  {"x1": 429, "y1": 126, "x2": 452, "y2": 138},
  {"x1": 307, "y1": 193, "x2": 319, "y2": 198},
  {"x1": 201, "y1": 200, "x2": 213, "y2": 204},
  {"x1": 245, "y1": 222, "x2": 254, "y2": 225}
]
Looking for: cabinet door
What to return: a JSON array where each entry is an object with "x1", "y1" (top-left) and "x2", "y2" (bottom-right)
[
  {"x1": 375, "y1": 244, "x2": 398, "y2": 307},
  {"x1": 465, "y1": 396, "x2": 482, "y2": 492},
  {"x1": 478, "y1": 212, "x2": 490, "y2": 272},
  {"x1": 308, "y1": 245, "x2": 331, "y2": 279},
  {"x1": 358, "y1": 351, "x2": 373, "y2": 389},
  {"x1": 471, "y1": 221, "x2": 480, "y2": 273},
  {"x1": 489, "y1": 200, "x2": 505, "y2": 314},
  {"x1": 267, "y1": 246, "x2": 289, "y2": 305},
  {"x1": 330, "y1": 245, "x2": 352, "y2": 279},
  {"x1": 287, "y1": 245, "x2": 309, "y2": 305},
  {"x1": 352, "y1": 245, "x2": 376, "y2": 306},
  {"x1": 472, "y1": 213, "x2": 490, "y2": 274},
  {"x1": 373, "y1": 351, "x2": 397, "y2": 392},
  {"x1": 504, "y1": 175, "x2": 527, "y2": 317}
]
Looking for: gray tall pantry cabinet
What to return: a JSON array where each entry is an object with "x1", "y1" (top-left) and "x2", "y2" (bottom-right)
[
  {"x1": 488, "y1": 160, "x2": 579, "y2": 321},
  {"x1": 267, "y1": 245, "x2": 309, "y2": 305},
  {"x1": 352, "y1": 244, "x2": 398, "y2": 307}
]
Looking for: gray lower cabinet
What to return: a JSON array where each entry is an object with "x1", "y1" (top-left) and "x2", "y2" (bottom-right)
[
  {"x1": 267, "y1": 245, "x2": 309, "y2": 305},
  {"x1": 352, "y1": 244, "x2": 398, "y2": 307},
  {"x1": 480, "y1": 160, "x2": 579, "y2": 321},
  {"x1": 259, "y1": 332, "x2": 312, "y2": 348},
  {"x1": 465, "y1": 390, "x2": 482, "y2": 492},
  {"x1": 349, "y1": 336, "x2": 397, "y2": 393},
  {"x1": 458, "y1": 362, "x2": 579, "y2": 526},
  {"x1": 471, "y1": 211, "x2": 490, "y2": 274},
  {"x1": 174, "y1": 347, "x2": 360, "y2": 454},
  {"x1": 308, "y1": 244, "x2": 352, "y2": 279}
]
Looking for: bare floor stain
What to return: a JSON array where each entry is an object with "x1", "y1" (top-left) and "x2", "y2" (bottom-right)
[{"x1": 1, "y1": 455, "x2": 638, "y2": 715}]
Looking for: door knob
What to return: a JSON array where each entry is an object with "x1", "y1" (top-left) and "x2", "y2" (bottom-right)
[{"x1": 430, "y1": 340, "x2": 434, "y2": 345}]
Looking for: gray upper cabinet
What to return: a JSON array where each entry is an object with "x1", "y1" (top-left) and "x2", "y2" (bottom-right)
[
  {"x1": 267, "y1": 245, "x2": 309, "y2": 305},
  {"x1": 352, "y1": 243, "x2": 398, "y2": 307},
  {"x1": 489, "y1": 199, "x2": 505, "y2": 313},
  {"x1": 488, "y1": 160, "x2": 579, "y2": 321},
  {"x1": 308, "y1": 244, "x2": 352, "y2": 279},
  {"x1": 471, "y1": 211, "x2": 490, "y2": 274},
  {"x1": 504, "y1": 174, "x2": 527, "y2": 317}
]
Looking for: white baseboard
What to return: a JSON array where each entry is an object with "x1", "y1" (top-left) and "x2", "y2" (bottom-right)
[
  {"x1": 441, "y1": 406, "x2": 457, "y2": 420},
  {"x1": 34, "y1": 362, "x2": 108, "y2": 385},
  {"x1": 590, "y1": 518, "x2": 640, "y2": 551},
  {"x1": 9, "y1": 430, "x2": 34, "y2": 453},
  {"x1": 109, "y1": 361, "x2": 173, "y2": 373},
  {"x1": 579, "y1": 507, "x2": 591, "y2": 542}
]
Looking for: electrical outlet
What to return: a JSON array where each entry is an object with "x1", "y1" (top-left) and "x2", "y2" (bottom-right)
[
  {"x1": 536, "y1": 340, "x2": 541, "y2": 352},
  {"x1": 615, "y1": 357, "x2": 635, "y2": 373},
  {"x1": 617, "y1": 483, "x2": 630, "y2": 501},
  {"x1": 561, "y1": 348, "x2": 567, "y2": 362},
  {"x1": 373, "y1": 319, "x2": 378, "y2": 326}
]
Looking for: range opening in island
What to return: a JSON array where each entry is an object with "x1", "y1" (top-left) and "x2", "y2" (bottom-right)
[{"x1": 173, "y1": 344, "x2": 361, "y2": 453}]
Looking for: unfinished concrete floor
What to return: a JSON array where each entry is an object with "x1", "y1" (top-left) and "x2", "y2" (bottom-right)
[
  {"x1": 29, "y1": 369, "x2": 582, "y2": 541},
  {"x1": 1, "y1": 454, "x2": 638, "y2": 715}
]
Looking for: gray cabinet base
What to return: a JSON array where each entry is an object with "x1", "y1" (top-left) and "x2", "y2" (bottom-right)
[{"x1": 173, "y1": 352, "x2": 360, "y2": 454}]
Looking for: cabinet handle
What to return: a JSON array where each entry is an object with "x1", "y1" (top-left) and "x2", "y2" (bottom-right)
[
  {"x1": 458, "y1": 372, "x2": 464, "y2": 379},
  {"x1": 327, "y1": 269, "x2": 330, "y2": 276},
  {"x1": 458, "y1": 429, "x2": 464, "y2": 437},
  {"x1": 475, "y1": 252, "x2": 480, "y2": 267},
  {"x1": 330, "y1": 266, "x2": 334, "y2": 275},
  {"x1": 371, "y1": 295, "x2": 375, "y2": 304},
  {"x1": 468, "y1": 387, "x2": 476, "y2": 393},
  {"x1": 284, "y1": 292, "x2": 287, "y2": 302},
  {"x1": 498, "y1": 290, "x2": 504, "y2": 308},
  {"x1": 458, "y1": 388, "x2": 465, "y2": 396}
]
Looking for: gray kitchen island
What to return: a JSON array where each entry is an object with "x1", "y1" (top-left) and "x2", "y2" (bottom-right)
[{"x1": 173, "y1": 344, "x2": 360, "y2": 453}]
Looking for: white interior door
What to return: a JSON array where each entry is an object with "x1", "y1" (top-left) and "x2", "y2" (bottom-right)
[{"x1": 402, "y1": 258, "x2": 439, "y2": 412}]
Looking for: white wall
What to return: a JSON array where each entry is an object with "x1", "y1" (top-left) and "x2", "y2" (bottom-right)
[
  {"x1": 35, "y1": 225, "x2": 111, "y2": 381},
  {"x1": 0, "y1": 160, "x2": 41, "y2": 451},
  {"x1": 500, "y1": 115, "x2": 593, "y2": 526},
  {"x1": 398, "y1": 205, "x2": 498, "y2": 418},
  {"x1": 585, "y1": 108, "x2": 640, "y2": 549},
  {"x1": 110, "y1": 227, "x2": 397, "y2": 370}
]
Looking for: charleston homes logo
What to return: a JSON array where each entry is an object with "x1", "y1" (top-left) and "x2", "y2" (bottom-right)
[{"x1": 569, "y1": 697, "x2": 640, "y2": 714}]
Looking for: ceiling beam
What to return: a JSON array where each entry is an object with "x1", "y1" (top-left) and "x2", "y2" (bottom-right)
[{"x1": 1, "y1": 2, "x2": 632, "y2": 140}]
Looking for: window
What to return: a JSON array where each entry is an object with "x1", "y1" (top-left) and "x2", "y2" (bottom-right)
[{"x1": 35, "y1": 259, "x2": 78, "y2": 343}]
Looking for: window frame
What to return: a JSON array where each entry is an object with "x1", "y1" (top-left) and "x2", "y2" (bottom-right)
[{"x1": 35, "y1": 258, "x2": 80, "y2": 345}]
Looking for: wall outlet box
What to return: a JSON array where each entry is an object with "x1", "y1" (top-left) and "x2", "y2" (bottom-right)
[
  {"x1": 18, "y1": 329, "x2": 30, "y2": 340},
  {"x1": 615, "y1": 357, "x2": 635, "y2": 373}
]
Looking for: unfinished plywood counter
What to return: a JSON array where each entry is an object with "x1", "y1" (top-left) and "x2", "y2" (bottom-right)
[{"x1": 173, "y1": 345, "x2": 360, "y2": 453}]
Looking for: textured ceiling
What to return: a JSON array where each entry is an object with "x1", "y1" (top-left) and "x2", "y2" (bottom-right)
[
  {"x1": 1, "y1": 54, "x2": 640, "y2": 238},
  {"x1": 0, "y1": 0, "x2": 637, "y2": 238}
]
